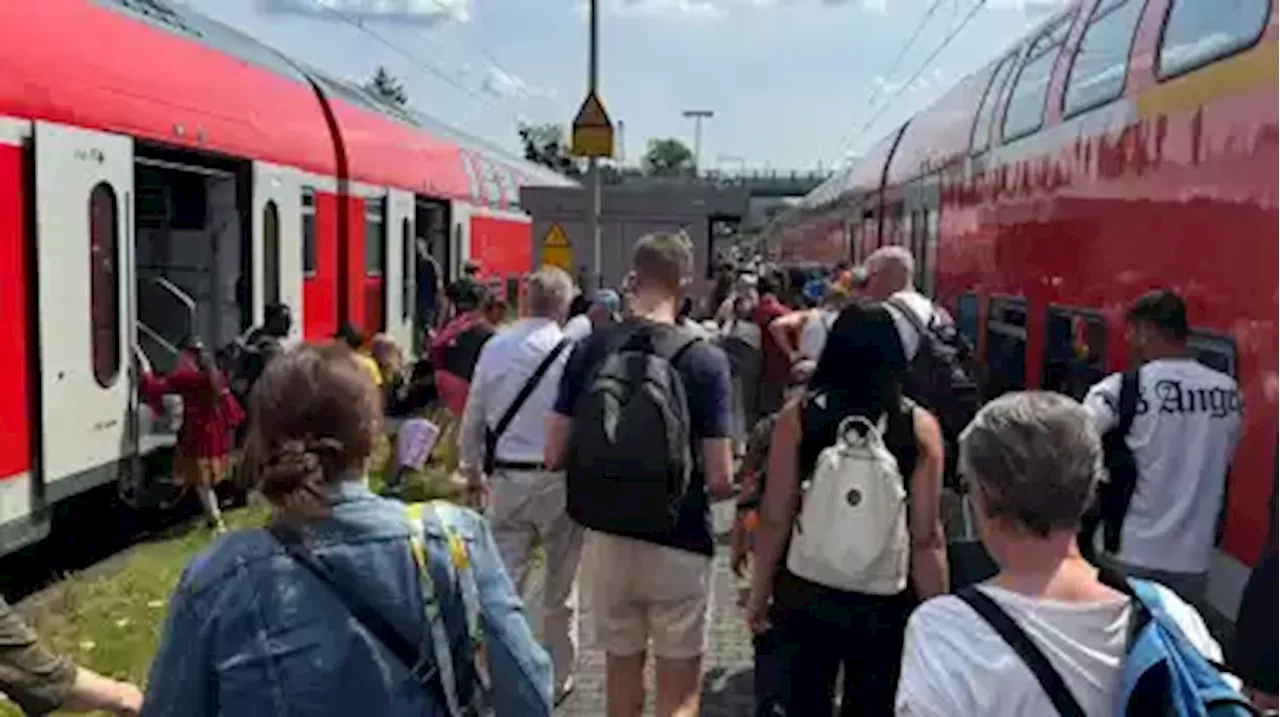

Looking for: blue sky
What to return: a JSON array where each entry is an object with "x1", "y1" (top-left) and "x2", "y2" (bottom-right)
[{"x1": 186, "y1": 0, "x2": 1066, "y2": 170}]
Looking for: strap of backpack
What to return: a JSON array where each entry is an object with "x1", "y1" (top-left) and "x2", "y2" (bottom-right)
[
  {"x1": 405, "y1": 502, "x2": 488, "y2": 717},
  {"x1": 885, "y1": 296, "x2": 932, "y2": 346},
  {"x1": 1116, "y1": 368, "x2": 1140, "y2": 436},
  {"x1": 268, "y1": 523, "x2": 450, "y2": 706},
  {"x1": 483, "y1": 338, "x2": 570, "y2": 474},
  {"x1": 957, "y1": 587, "x2": 1088, "y2": 717}
]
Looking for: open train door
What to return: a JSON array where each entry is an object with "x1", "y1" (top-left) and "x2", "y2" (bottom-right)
[
  {"x1": 892, "y1": 174, "x2": 942, "y2": 298},
  {"x1": 252, "y1": 162, "x2": 303, "y2": 336},
  {"x1": 34, "y1": 122, "x2": 134, "y2": 498},
  {"x1": 384, "y1": 188, "x2": 415, "y2": 350}
]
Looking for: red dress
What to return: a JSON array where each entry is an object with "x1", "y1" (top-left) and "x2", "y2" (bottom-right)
[{"x1": 141, "y1": 362, "x2": 242, "y2": 460}]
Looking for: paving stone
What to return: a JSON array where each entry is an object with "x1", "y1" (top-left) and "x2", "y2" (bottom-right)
[{"x1": 523, "y1": 503, "x2": 756, "y2": 716}]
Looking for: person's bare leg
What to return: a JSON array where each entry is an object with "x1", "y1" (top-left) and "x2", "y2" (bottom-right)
[
  {"x1": 605, "y1": 651, "x2": 647, "y2": 717},
  {"x1": 654, "y1": 655, "x2": 703, "y2": 717}
]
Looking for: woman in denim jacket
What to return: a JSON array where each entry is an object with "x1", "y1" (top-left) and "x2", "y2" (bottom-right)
[{"x1": 141, "y1": 344, "x2": 553, "y2": 717}]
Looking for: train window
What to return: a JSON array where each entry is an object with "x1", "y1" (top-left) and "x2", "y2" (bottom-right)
[
  {"x1": 1188, "y1": 330, "x2": 1239, "y2": 378},
  {"x1": 263, "y1": 201, "x2": 281, "y2": 307},
  {"x1": 984, "y1": 298, "x2": 1028, "y2": 400},
  {"x1": 89, "y1": 182, "x2": 121, "y2": 389},
  {"x1": 365, "y1": 198, "x2": 386, "y2": 276},
  {"x1": 1042, "y1": 308, "x2": 1108, "y2": 401},
  {"x1": 401, "y1": 218, "x2": 413, "y2": 322},
  {"x1": 956, "y1": 293, "x2": 980, "y2": 345},
  {"x1": 1158, "y1": 0, "x2": 1270, "y2": 78},
  {"x1": 302, "y1": 188, "x2": 317, "y2": 276},
  {"x1": 922, "y1": 208, "x2": 939, "y2": 298},
  {"x1": 971, "y1": 54, "x2": 1017, "y2": 154},
  {"x1": 1063, "y1": 0, "x2": 1145, "y2": 117},
  {"x1": 1004, "y1": 12, "x2": 1075, "y2": 142}
]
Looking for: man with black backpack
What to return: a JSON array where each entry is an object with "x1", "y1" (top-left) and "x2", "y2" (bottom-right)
[
  {"x1": 545, "y1": 232, "x2": 734, "y2": 717},
  {"x1": 457, "y1": 267, "x2": 579, "y2": 706},
  {"x1": 864, "y1": 246, "x2": 990, "y2": 587}
]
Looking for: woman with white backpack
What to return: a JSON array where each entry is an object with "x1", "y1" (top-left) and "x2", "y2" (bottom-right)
[{"x1": 746, "y1": 300, "x2": 949, "y2": 716}]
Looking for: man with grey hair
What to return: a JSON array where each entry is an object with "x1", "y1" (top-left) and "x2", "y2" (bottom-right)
[
  {"x1": 896, "y1": 391, "x2": 1229, "y2": 717},
  {"x1": 458, "y1": 265, "x2": 582, "y2": 704},
  {"x1": 863, "y1": 245, "x2": 953, "y2": 361}
]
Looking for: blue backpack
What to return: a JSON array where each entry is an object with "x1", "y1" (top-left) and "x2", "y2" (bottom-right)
[{"x1": 958, "y1": 573, "x2": 1257, "y2": 717}]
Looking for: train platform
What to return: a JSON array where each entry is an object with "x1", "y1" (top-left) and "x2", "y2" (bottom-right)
[{"x1": 524, "y1": 502, "x2": 756, "y2": 716}]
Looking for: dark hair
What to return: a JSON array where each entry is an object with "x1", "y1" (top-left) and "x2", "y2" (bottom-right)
[
  {"x1": 454, "y1": 282, "x2": 484, "y2": 312},
  {"x1": 757, "y1": 273, "x2": 779, "y2": 296},
  {"x1": 568, "y1": 293, "x2": 591, "y2": 319},
  {"x1": 181, "y1": 335, "x2": 224, "y2": 399},
  {"x1": 244, "y1": 345, "x2": 379, "y2": 518},
  {"x1": 265, "y1": 303, "x2": 292, "y2": 335},
  {"x1": 809, "y1": 300, "x2": 908, "y2": 419},
  {"x1": 1127, "y1": 289, "x2": 1188, "y2": 341},
  {"x1": 334, "y1": 322, "x2": 364, "y2": 350},
  {"x1": 632, "y1": 232, "x2": 692, "y2": 293}
]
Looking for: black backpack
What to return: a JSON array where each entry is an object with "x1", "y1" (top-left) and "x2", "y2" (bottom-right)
[
  {"x1": 886, "y1": 297, "x2": 981, "y2": 486},
  {"x1": 565, "y1": 326, "x2": 700, "y2": 538}
]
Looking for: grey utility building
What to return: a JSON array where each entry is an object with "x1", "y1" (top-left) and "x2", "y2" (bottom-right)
[{"x1": 521, "y1": 182, "x2": 751, "y2": 293}]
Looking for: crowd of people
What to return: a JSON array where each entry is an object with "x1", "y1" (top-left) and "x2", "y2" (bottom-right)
[{"x1": 0, "y1": 233, "x2": 1276, "y2": 717}]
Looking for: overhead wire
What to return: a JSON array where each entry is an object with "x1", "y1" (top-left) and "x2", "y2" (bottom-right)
[
  {"x1": 296, "y1": 0, "x2": 507, "y2": 111},
  {"x1": 838, "y1": 0, "x2": 990, "y2": 160}
]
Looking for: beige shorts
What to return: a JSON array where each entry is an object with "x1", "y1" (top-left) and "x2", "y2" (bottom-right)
[{"x1": 585, "y1": 530, "x2": 712, "y2": 660}]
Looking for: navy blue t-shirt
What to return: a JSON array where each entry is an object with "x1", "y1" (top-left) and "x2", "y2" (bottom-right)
[{"x1": 554, "y1": 319, "x2": 733, "y2": 556}]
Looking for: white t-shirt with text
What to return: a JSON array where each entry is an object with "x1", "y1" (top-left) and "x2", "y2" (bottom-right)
[
  {"x1": 896, "y1": 583, "x2": 1226, "y2": 717},
  {"x1": 1083, "y1": 358, "x2": 1243, "y2": 574},
  {"x1": 884, "y1": 289, "x2": 951, "y2": 361}
]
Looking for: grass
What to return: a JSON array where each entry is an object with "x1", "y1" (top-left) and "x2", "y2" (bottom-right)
[{"x1": 1, "y1": 410, "x2": 463, "y2": 717}]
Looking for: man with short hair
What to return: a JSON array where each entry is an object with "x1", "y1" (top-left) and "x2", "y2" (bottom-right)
[
  {"x1": 897, "y1": 392, "x2": 1230, "y2": 716},
  {"x1": 458, "y1": 266, "x2": 581, "y2": 704},
  {"x1": 1082, "y1": 290, "x2": 1243, "y2": 610},
  {"x1": 863, "y1": 245, "x2": 952, "y2": 360},
  {"x1": 546, "y1": 232, "x2": 734, "y2": 717}
]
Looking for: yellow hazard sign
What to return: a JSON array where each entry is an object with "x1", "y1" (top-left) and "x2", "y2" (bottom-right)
[
  {"x1": 542, "y1": 224, "x2": 573, "y2": 271},
  {"x1": 571, "y1": 91, "x2": 614, "y2": 158}
]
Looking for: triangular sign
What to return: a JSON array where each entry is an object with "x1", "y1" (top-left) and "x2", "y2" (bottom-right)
[
  {"x1": 573, "y1": 91, "x2": 612, "y2": 129},
  {"x1": 544, "y1": 223, "x2": 570, "y2": 247}
]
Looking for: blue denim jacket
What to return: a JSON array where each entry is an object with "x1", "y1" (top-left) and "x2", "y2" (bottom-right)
[{"x1": 141, "y1": 483, "x2": 553, "y2": 716}]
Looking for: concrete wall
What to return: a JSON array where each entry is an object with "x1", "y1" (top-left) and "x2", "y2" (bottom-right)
[{"x1": 521, "y1": 184, "x2": 751, "y2": 293}]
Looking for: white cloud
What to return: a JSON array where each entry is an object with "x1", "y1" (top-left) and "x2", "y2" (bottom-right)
[
  {"x1": 479, "y1": 65, "x2": 555, "y2": 100},
  {"x1": 260, "y1": 0, "x2": 470, "y2": 26}
]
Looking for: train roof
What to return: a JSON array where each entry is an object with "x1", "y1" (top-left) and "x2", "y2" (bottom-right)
[{"x1": 0, "y1": 0, "x2": 575, "y2": 204}]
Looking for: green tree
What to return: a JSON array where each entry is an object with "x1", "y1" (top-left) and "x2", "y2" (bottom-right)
[
  {"x1": 365, "y1": 65, "x2": 408, "y2": 107},
  {"x1": 517, "y1": 122, "x2": 582, "y2": 177},
  {"x1": 642, "y1": 138, "x2": 695, "y2": 177}
]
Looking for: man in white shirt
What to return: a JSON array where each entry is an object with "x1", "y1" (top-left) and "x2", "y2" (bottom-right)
[
  {"x1": 1082, "y1": 290, "x2": 1243, "y2": 610},
  {"x1": 458, "y1": 266, "x2": 582, "y2": 704},
  {"x1": 862, "y1": 246, "x2": 952, "y2": 361},
  {"x1": 897, "y1": 392, "x2": 1228, "y2": 717}
]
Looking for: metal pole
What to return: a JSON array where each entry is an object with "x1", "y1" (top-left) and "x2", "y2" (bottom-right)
[{"x1": 589, "y1": 0, "x2": 602, "y2": 289}]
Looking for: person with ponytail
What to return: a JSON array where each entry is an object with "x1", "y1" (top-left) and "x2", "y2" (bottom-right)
[
  {"x1": 141, "y1": 344, "x2": 552, "y2": 717},
  {"x1": 141, "y1": 336, "x2": 243, "y2": 533}
]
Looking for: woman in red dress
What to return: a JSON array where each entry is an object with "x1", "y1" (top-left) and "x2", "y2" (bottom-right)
[{"x1": 142, "y1": 337, "x2": 244, "y2": 534}]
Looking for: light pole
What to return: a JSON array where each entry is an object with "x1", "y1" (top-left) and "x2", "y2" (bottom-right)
[
  {"x1": 682, "y1": 109, "x2": 713, "y2": 176},
  {"x1": 589, "y1": 0, "x2": 602, "y2": 288}
]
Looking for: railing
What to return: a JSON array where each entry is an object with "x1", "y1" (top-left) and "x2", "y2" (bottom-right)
[{"x1": 136, "y1": 275, "x2": 197, "y2": 361}]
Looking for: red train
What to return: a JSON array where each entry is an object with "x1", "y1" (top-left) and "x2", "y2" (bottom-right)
[
  {"x1": 766, "y1": 0, "x2": 1277, "y2": 619},
  {"x1": 0, "y1": 0, "x2": 574, "y2": 555}
]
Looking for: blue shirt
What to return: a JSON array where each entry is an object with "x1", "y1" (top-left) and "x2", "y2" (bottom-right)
[
  {"x1": 554, "y1": 319, "x2": 733, "y2": 556},
  {"x1": 141, "y1": 483, "x2": 552, "y2": 717}
]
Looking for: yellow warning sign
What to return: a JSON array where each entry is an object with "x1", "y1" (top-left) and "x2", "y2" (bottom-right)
[
  {"x1": 542, "y1": 224, "x2": 573, "y2": 271},
  {"x1": 571, "y1": 91, "x2": 614, "y2": 158}
]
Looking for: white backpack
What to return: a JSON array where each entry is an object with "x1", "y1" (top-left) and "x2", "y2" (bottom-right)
[{"x1": 785, "y1": 414, "x2": 911, "y2": 595}]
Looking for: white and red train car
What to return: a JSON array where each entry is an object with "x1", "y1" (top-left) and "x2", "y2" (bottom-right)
[
  {"x1": 767, "y1": 0, "x2": 1277, "y2": 620},
  {"x1": 0, "y1": 0, "x2": 574, "y2": 555}
]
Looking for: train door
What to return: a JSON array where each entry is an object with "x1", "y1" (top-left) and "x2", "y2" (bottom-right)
[
  {"x1": 34, "y1": 122, "x2": 134, "y2": 494},
  {"x1": 252, "y1": 162, "x2": 303, "y2": 336},
  {"x1": 385, "y1": 189, "x2": 414, "y2": 350}
]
